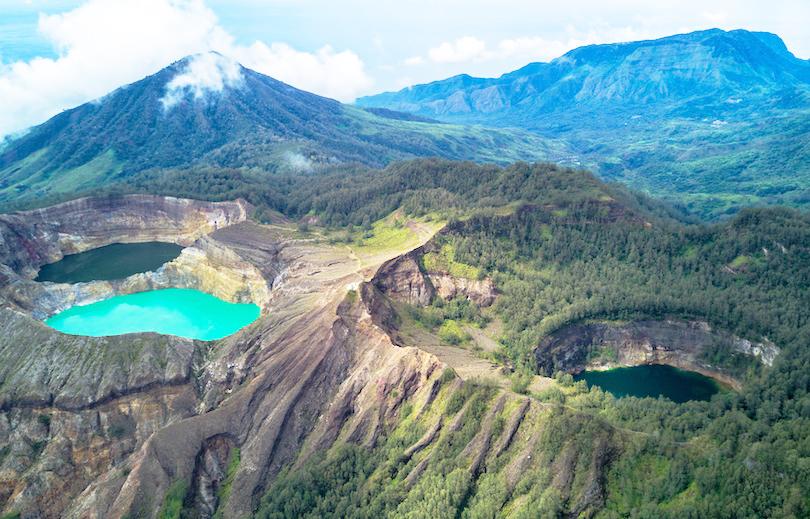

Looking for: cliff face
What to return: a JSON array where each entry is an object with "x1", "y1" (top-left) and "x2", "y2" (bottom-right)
[
  {"x1": 373, "y1": 247, "x2": 496, "y2": 308},
  {"x1": 430, "y1": 273, "x2": 495, "y2": 307},
  {"x1": 0, "y1": 196, "x2": 259, "y2": 517},
  {"x1": 0, "y1": 196, "x2": 269, "y2": 322},
  {"x1": 0, "y1": 195, "x2": 249, "y2": 279},
  {"x1": 373, "y1": 251, "x2": 435, "y2": 306},
  {"x1": 534, "y1": 320, "x2": 779, "y2": 387}
]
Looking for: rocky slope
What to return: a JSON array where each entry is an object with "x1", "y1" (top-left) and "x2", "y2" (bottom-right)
[
  {"x1": 372, "y1": 246, "x2": 496, "y2": 310},
  {"x1": 0, "y1": 194, "x2": 633, "y2": 518},
  {"x1": 0, "y1": 196, "x2": 447, "y2": 517},
  {"x1": 1, "y1": 194, "x2": 784, "y2": 518}
]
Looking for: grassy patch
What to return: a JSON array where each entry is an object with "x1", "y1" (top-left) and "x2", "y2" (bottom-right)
[
  {"x1": 213, "y1": 448, "x2": 241, "y2": 519},
  {"x1": 730, "y1": 255, "x2": 751, "y2": 269},
  {"x1": 326, "y1": 211, "x2": 444, "y2": 260},
  {"x1": 422, "y1": 243, "x2": 482, "y2": 279},
  {"x1": 159, "y1": 480, "x2": 190, "y2": 519},
  {"x1": 438, "y1": 319, "x2": 471, "y2": 345}
]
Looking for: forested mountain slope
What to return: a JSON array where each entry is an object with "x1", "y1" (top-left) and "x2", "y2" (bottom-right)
[
  {"x1": 0, "y1": 53, "x2": 564, "y2": 208},
  {"x1": 358, "y1": 29, "x2": 810, "y2": 217}
]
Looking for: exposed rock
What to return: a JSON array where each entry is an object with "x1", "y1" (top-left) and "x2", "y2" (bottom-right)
[
  {"x1": 360, "y1": 282, "x2": 403, "y2": 345},
  {"x1": 0, "y1": 194, "x2": 625, "y2": 519},
  {"x1": 0, "y1": 195, "x2": 449, "y2": 518},
  {"x1": 373, "y1": 251, "x2": 434, "y2": 306},
  {"x1": 187, "y1": 435, "x2": 237, "y2": 519},
  {"x1": 733, "y1": 336, "x2": 780, "y2": 366},
  {"x1": 0, "y1": 195, "x2": 263, "y2": 321},
  {"x1": 429, "y1": 272, "x2": 496, "y2": 307},
  {"x1": 0, "y1": 308, "x2": 196, "y2": 410},
  {"x1": 0, "y1": 385, "x2": 198, "y2": 519},
  {"x1": 373, "y1": 247, "x2": 496, "y2": 308}
]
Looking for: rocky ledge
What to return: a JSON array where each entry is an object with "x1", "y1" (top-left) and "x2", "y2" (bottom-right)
[{"x1": 373, "y1": 248, "x2": 495, "y2": 308}]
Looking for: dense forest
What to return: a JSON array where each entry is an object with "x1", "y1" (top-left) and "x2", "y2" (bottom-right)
[
  {"x1": 44, "y1": 158, "x2": 686, "y2": 225},
  {"x1": 422, "y1": 193, "x2": 810, "y2": 516},
  {"x1": 12, "y1": 159, "x2": 810, "y2": 517}
]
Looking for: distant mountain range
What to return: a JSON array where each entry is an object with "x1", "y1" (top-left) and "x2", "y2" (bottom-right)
[
  {"x1": 359, "y1": 29, "x2": 810, "y2": 217},
  {"x1": 3, "y1": 30, "x2": 809, "y2": 218},
  {"x1": 0, "y1": 53, "x2": 564, "y2": 207}
]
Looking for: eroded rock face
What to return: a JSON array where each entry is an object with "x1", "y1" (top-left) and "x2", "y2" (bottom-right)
[
  {"x1": 429, "y1": 273, "x2": 495, "y2": 307},
  {"x1": 373, "y1": 248, "x2": 496, "y2": 308},
  {"x1": 0, "y1": 198, "x2": 270, "y2": 321},
  {"x1": 0, "y1": 197, "x2": 445, "y2": 518},
  {"x1": 534, "y1": 320, "x2": 779, "y2": 387},
  {"x1": 0, "y1": 308, "x2": 196, "y2": 410},
  {"x1": 0, "y1": 196, "x2": 268, "y2": 517},
  {"x1": 374, "y1": 251, "x2": 435, "y2": 306}
]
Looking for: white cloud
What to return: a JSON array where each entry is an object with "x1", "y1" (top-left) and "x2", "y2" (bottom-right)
[
  {"x1": 0, "y1": 0, "x2": 373, "y2": 138},
  {"x1": 427, "y1": 36, "x2": 487, "y2": 63},
  {"x1": 497, "y1": 37, "x2": 577, "y2": 63},
  {"x1": 404, "y1": 55, "x2": 424, "y2": 66},
  {"x1": 232, "y1": 42, "x2": 372, "y2": 103},
  {"x1": 160, "y1": 52, "x2": 243, "y2": 110},
  {"x1": 410, "y1": 26, "x2": 663, "y2": 78}
]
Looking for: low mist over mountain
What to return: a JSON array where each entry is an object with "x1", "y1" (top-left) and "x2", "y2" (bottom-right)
[
  {"x1": 0, "y1": 53, "x2": 563, "y2": 207},
  {"x1": 359, "y1": 29, "x2": 810, "y2": 216}
]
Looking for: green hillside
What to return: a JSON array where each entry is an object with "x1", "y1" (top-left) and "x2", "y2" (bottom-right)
[
  {"x1": 358, "y1": 30, "x2": 810, "y2": 218},
  {"x1": 0, "y1": 54, "x2": 566, "y2": 208}
]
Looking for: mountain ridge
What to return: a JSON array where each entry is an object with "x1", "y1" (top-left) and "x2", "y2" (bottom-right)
[
  {"x1": 361, "y1": 28, "x2": 810, "y2": 116},
  {"x1": 358, "y1": 29, "x2": 810, "y2": 217},
  {"x1": 0, "y1": 53, "x2": 564, "y2": 208}
]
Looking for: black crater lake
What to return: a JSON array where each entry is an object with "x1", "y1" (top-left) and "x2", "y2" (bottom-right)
[
  {"x1": 574, "y1": 364, "x2": 721, "y2": 403},
  {"x1": 36, "y1": 242, "x2": 183, "y2": 283}
]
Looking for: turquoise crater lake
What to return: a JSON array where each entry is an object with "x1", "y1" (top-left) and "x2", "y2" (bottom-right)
[
  {"x1": 574, "y1": 364, "x2": 721, "y2": 403},
  {"x1": 45, "y1": 288, "x2": 260, "y2": 341}
]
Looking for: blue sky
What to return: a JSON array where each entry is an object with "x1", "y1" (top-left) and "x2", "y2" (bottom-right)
[{"x1": 1, "y1": 0, "x2": 809, "y2": 138}]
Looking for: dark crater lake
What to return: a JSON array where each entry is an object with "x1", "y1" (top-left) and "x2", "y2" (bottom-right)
[
  {"x1": 574, "y1": 364, "x2": 722, "y2": 403},
  {"x1": 36, "y1": 242, "x2": 183, "y2": 284}
]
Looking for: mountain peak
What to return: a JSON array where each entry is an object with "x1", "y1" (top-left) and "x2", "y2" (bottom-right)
[
  {"x1": 160, "y1": 52, "x2": 245, "y2": 109},
  {"x1": 359, "y1": 28, "x2": 809, "y2": 115},
  {"x1": 0, "y1": 55, "x2": 559, "y2": 206}
]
